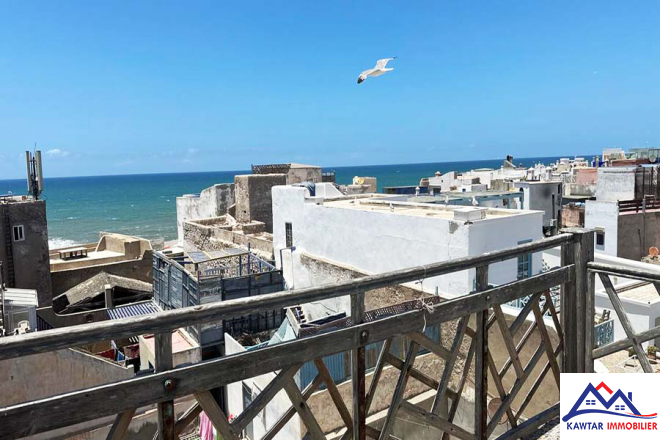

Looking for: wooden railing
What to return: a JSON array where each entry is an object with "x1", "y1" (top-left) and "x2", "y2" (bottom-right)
[
  {"x1": 588, "y1": 262, "x2": 660, "y2": 373},
  {"x1": 0, "y1": 231, "x2": 594, "y2": 440}
]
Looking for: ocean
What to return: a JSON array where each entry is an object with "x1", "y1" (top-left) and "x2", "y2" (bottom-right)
[{"x1": 0, "y1": 156, "x2": 589, "y2": 247}]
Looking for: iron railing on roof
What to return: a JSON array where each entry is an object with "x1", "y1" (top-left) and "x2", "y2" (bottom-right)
[{"x1": 0, "y1": 230, "x2": 605, "y2": 440}]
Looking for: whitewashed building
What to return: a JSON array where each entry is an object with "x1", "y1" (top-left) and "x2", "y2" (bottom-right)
[
  {"x1": 272, "y1": 184, "x2": 544, "y2": 307},
  {"x1": 585, "y1": 166, "x2": 660, "y2": 260}
]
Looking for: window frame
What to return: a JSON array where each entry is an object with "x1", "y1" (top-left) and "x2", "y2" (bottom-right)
[
  {"x1": 517, "y1": 239, "x2": 533, "y2": 280},
  {"x1": 285, "y1": 222, "x2": 293, "y2": 248},
  {"x1": 12, "y1": 225, "x2": 25, "y2": 242}
]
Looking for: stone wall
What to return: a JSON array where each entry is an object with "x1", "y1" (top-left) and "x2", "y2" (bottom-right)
[
  {"x1": 176, "y1": 183, "x2": 235, "y2": 244},
  {"x1": 183, "y1": 219, "x2": 273, "y2": 259},
  {"x1": 298, "y1": 253, "x2": 423, "y2": 315},
  {"x1": 235, "y1": 174, "x2": 286, "y2": 232}
]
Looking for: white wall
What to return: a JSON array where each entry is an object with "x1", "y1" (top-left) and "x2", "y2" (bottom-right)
[
  {"x1": 273, "y1": 187, "x2": 544, "y2": 306},
  {"x1": 225, "y1": 334, "x2": 302, "y2": 440},
  {"x1": 594, "y1": 287, "x2": 660, "y2": 349},
  {"x1": 543, "y1": 248, "x2": 660, "y2": 348},
  {"x1": 585, "y1": 200, "x2": 619, "y2": 257},
  {"x1": 469, "y1": 214, "x2": 544, "y2": 288},
  {"x1": 595, "y1": 167, "x2": 636, "y2": 202},
  {"x1": 427, "y1": 171, "x2": 457, "y2": 192}
]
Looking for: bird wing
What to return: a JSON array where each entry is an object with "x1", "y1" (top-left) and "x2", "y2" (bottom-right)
[{"x1": 375, "y1": 58, "x2": 395, "y2": 69}]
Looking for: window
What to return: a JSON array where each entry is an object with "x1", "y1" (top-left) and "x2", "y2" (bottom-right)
[
  {"x1": 285, "y1": 222, "x2": 293, "y2": 248},
  {"x1": 615, "y1": 405, "x2": 626, "y2": 411},
  {"x1": 517, "y1": 239, "x2": 532, "y2": 280},
  {"x1": 596, "y1": 231, "x2": 605, "y2": 247},
  {"x1": 12, "y1": 225, "x2": 24, "y2": 242}
]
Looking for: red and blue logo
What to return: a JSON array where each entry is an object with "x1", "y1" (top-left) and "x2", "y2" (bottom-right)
[{"x1": 561, "y1": 380, "x2": 658, "y2": 431}]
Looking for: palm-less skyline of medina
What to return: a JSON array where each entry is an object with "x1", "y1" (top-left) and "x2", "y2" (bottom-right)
[{"x1": 2, "y1": 3, "x2": 660, "y2": 440}]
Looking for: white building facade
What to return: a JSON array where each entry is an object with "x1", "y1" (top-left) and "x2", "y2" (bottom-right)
[{"x1": 272, "y1": 184, "x2": 544, "y2": 305}]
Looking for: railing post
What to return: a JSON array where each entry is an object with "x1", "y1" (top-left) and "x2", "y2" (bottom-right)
[
  {"x1": 474, "y1": 265, "x2": 489, "y2": 440},
  {"x1": 155, "y1": 331, "x2": 175, "y2": 440},
  {"x1": 586, "y1": 261, "x2": 596, "y2": 373},
  {"x1": 560, "y1": 228, "x2": 594, "y2": 373},
  {"x1": 351, "y1": 291, "x2": 366, "y2": 440}
]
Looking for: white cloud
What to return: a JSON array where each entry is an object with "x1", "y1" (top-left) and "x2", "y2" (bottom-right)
[
  {"x1": 46, "y1": 148, "x2": 70, "y2": 157},
  {"x1": 187, "y1": 148, "x2": 199, "y2": 155}
]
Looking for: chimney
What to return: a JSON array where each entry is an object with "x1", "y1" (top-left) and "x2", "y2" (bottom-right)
[
  {"x1": 628, "y1": 392, "x2": 632, "y2": 401},
  {"x1": 105, "y1": 284, "x2": 114, "y2": 309}
]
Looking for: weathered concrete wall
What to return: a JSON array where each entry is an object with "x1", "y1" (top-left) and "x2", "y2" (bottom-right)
[
  {"x1": 596, "y1": 167, "x2": 637, "y2": 202},
  {"x1": 514, "y1": 181, "x2": 562, "y2": 228},
  {"x1": 50, "y1": 250, "x2": 153, "y2": 297},
  {"x1": 287, "y1": 165, "x2": 322, "y2": 184},
  {"x1": 235, "y1": 174, "x2": 286, "y2": 233},
  {"x1": 96, "y1": 232, "x2": 151, "y2": 258},
  {"x1": 617, "y1": 210, "x2": 660, "y2": 261},
  {"x1": 561, "y1": 205, "x2": 585, "y2": 228},
  {"x1": 585, "y1": 200, "x2": 619, "y2": 256},
  {"x1": 296, "y1": 253, "x2": 423, "y2": 321},
  {"x1": 183, "y1": 219, "x2": 273, "y2": 259},
  {"x1": 566, "y1": 182, "x2": 596, "y2": 197},
  {"x1": 0, "y1": 348, "x2": 133, "y2": 408},
  {"x1": 176, "y1": 183, "x2": 235, "y2": 244},
  {"x1": 0, "y1": 200, "x2": 52, "y2": 306},
  {"x1": 575, "y1": 168, "x2": 597, "y2": 185}
]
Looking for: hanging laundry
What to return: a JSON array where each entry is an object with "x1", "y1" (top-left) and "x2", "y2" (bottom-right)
[{"x1": 199, "y1": 411, "x2": 214, "y2": 440}]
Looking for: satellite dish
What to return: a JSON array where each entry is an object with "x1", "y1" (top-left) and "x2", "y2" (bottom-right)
[
  {"x1": 650, "y1": 247, "x2": 659, "y2": 257},
  {"x1": 649, "y1": 152, "x2": 657, "y2": 163}
]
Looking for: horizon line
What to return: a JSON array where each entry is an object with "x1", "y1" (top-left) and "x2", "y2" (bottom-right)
[{"x1": 0, "y1": 153, "x2": 598, "y2": 182}]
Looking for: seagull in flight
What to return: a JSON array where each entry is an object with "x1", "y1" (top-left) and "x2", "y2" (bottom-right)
[{"x1": 357, "y1": 57, "x2": 397, "y2": 84}]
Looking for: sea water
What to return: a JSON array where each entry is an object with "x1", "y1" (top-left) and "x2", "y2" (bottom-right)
[{"x1": 0, "y1": 156, "x2": 588, "y2": 247}]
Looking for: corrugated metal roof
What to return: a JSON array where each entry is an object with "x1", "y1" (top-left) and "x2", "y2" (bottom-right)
[
  {"x1": 3, "y1": 288, "x2": 38, "y2": 307},
  {"x1": 107, "y1": 301, "x2": 161, "y2": 320}
]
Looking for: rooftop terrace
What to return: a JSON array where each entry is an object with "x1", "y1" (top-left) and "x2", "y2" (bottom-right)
[{"x1": 321, "y1": 197, "x2": 538, "y2": 221}]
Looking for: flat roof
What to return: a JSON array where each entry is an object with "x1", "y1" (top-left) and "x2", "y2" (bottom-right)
[
  {"x1": 383, "y1": 191, "x2": 522, "y2": 204},
  {"x1": 322, "y1": 197, "x2": 537, "y2": 221},
  {"x1": 617, "y1": 283, "x2": 660, "y2": 304},
  {"x1": 143, "y1": 330, "x2": 199, "y2": 354}
]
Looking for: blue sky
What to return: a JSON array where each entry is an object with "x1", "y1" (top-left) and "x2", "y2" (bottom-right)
[{"x1": 1, "y1": 1, "x2": 659, "y2": 178}]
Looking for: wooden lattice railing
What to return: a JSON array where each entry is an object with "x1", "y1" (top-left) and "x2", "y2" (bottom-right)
[
  {"x1": 589, "y1": 262, "x2": 660, "y2": 373},
  {"x1": 0, "y1": 230, "x2": 595, "y2": 440}
]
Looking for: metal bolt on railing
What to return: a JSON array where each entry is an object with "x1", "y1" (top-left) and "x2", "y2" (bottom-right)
[{"x1": 163, "y1": 379, "x2": 175, "y2": 391}]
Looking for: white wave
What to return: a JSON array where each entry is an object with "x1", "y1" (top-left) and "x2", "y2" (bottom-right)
[{"x1": 49, "y1": 238, "x2": 79, "y2": 250}]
